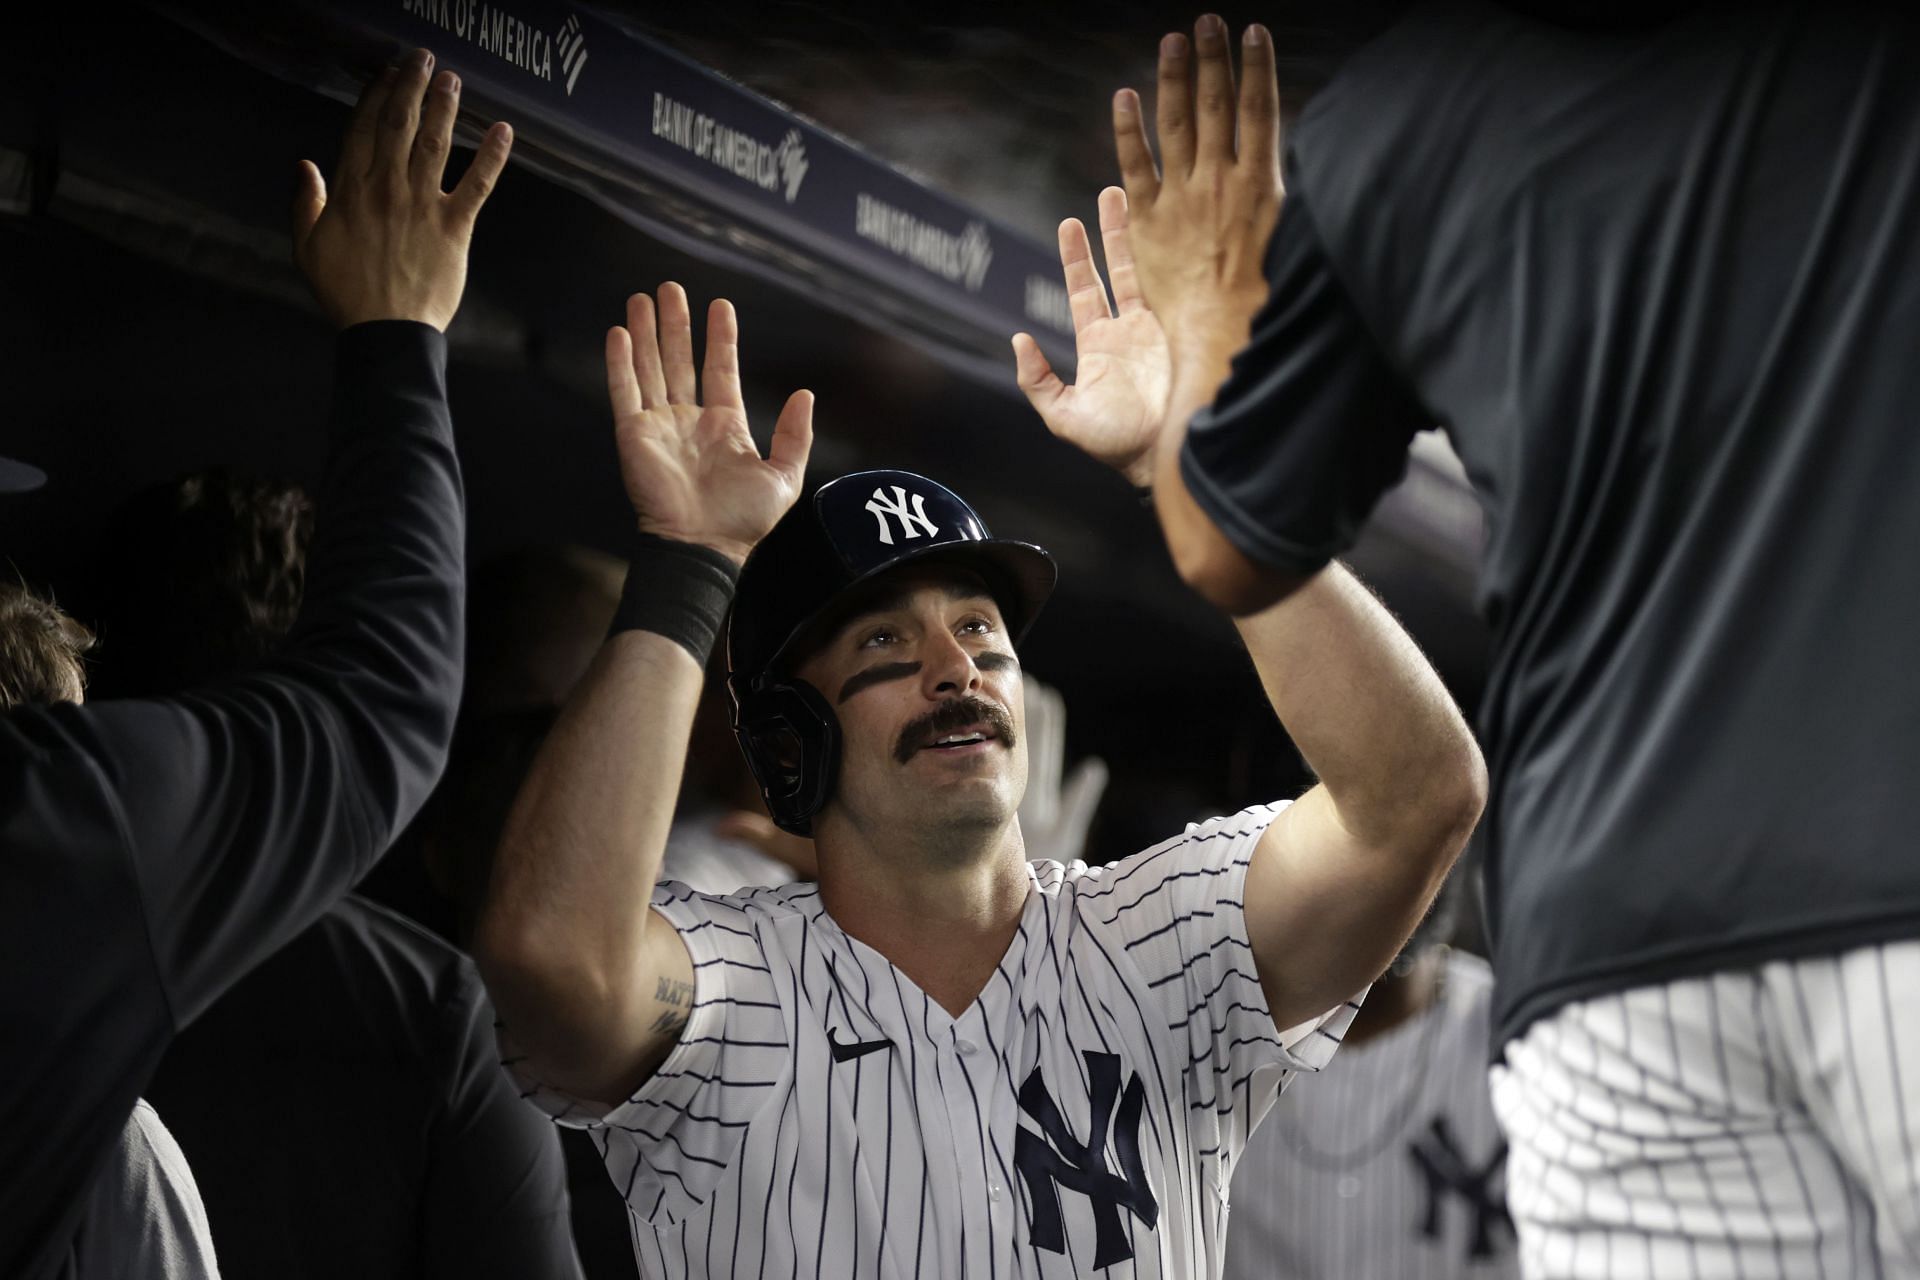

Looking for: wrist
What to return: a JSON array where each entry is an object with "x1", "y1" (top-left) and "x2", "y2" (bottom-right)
[
  {"x1": 634, "y1": 521, "x2": 755, "y2": 570},
  {"x1": 609, "y1": 532, "x2": 743, "y2": 664}
]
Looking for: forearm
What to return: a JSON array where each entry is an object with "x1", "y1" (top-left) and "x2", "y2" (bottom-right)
[
  {"x1": 279, "y1": 322, "x2": 466, "y2": 824},
  {"x1": 475, "y1": 627, "x2": 703, "y2": 1038},
  {"x1": 1150, "y1": 319, "x2": 1309, "y2": 615},
  {"x1": 1235, "y1": 564, "x2": 1484, "y2": 853}
]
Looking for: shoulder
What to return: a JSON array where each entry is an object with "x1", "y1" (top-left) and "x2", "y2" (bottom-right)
[{"x1": 1061, "y1": 804, "x2": 1290, "y2": 906}]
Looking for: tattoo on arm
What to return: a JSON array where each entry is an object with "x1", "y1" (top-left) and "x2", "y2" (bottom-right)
[{"x1": 649, "y1": 975, "x2": 695, "y2": 1039}]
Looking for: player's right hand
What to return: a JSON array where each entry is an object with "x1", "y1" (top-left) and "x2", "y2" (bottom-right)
[
  {"x1": 1012, "y1": 187, "x2": 1170, "y2": 490},
  {"x1": 607, "y1": 284, "x2": 814, "y2": 566},
  {"x1": 292, "y1": 48, "x2": 513, "y2": 332}
]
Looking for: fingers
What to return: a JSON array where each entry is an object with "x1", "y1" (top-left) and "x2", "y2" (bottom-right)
[
  {"x1": 336, "y1": 65, "x2": 396, "y2": 187},
  {"x1": 409, "y1": 69, "x2": 461, "y2": 195},
  {"x1": 376, "y1": 49, "x2": 435, "y2": 186},
  {"x1": 1236, "y1": 23, "x2": 1281, "y2": 178},
  {"x1": 1011, "y1": 334, "x2": 1065, "y2": 415},
  {"x1": 1191, "y1": 14, "x2": 1237, "y2": 165},
  {"x1": 656, "y1": 283, "x2": 697, "y2": 405},
  {"x1": 1057, "y1": 218, "x2": 1113, "y2": 335},
  {"x1": 768, "y1": 389, "x2": 815, "y2": 483},
  {"x1": 290, "y1": 160, "x2": 327, "y2": 252},
  {"x1": 701, "y1": 299, "x2": 744, "y2": 411},
  {"x1": 1111, "y1": 89, "x2": 1159, "y2": 205},
  {"x1": 446, "y1": 122, "x2": 513, "y2": 231},
  {"x1": 1096, "y1": 187, "x2": 1148, "y2": 314},
  {"x1": 605, "y1": 326, "x2": 644, "y2": 420},
  {"x1": 1056, "y1": 757, "x2": 1111, "y2": 856},
  {"x1": 1155, "y1": 31, "x2": 1195, "y2": 178},
  {"x1": 624, "y1": 292, "x2": 668, "y2": 407}
]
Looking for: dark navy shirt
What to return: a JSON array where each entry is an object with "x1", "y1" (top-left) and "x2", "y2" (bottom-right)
[
  {"x1": 0, "y1": 323, "x2": 466, "y2": 1279},
  {"x1": 1181, "y1": 2, "x2": 1920, "y2": 1048}
]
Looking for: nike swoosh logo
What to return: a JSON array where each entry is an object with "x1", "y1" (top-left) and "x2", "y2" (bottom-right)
[{"x1": 828, "y1": 1026, "x2": 894, "y2": 1063}]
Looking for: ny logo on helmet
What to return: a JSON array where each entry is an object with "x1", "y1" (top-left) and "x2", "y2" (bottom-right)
[{"x1": 864, "y1": 486, "x2": 940, "y2": 546}]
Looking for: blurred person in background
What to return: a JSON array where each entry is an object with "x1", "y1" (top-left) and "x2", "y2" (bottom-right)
[
  {"x1": 1040, "y1": 11, "x2": 1920, "y2": 1275},
  {"x1": 0, "y1": 578, "x2": 220, "y2": 1276},
  {"x1": 1224, "y1": 872, "x2": 1517, "y2": 1280},
  {"x1": 92, "y1": 470, "x2": 582, "y2": 1280},
  {"x1": 0, "y1": 53, "x2": 510, "y2": 1279}
]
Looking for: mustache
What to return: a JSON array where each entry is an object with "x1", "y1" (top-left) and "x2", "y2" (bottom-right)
[{"x1": 892, "y1": 696, "x2": 1017, "y2": 764}]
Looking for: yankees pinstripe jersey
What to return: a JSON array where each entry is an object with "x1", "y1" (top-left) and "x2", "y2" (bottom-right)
[
  {"x1": 1225, "y1": 950, "x2": 1516, "y2": 1280},
  {"x1": 514, "y1": 803, "x2": 1358, "y2": 1278}
]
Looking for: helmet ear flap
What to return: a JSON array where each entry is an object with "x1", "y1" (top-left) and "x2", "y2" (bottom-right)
[{"x1": 727, "y1": 674, "x2": 841, "y2": 837}]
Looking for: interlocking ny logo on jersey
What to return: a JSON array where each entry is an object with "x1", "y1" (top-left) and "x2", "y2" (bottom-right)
[
  {"x1": 1014, "y1": 1051, "x2": 1159, "y2": 1267},
  {"x1": 1410, "y1": 1116, "x2": 1512, "y2": 1260},
  {"x1": 863, "y1": 485, "x2": 939, "y2": 546}
]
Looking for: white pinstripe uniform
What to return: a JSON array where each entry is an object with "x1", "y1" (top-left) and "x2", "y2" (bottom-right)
[
  {"x1": 513, "y1": 803, "x2": 1358, "y2": 1278},
  {"x1": 1490, "y1": 942, "x2": 1920, "y2": 1279},
  {"x1": 1225, "y1": 950, "x2": 1518, "y2": 1280}
]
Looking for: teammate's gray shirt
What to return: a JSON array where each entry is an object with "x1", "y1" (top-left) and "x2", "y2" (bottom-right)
[
  {"x1": 1226, "y1": 950, "x2": 1516, "y2": 1280},
  {"x1": 515, "y1": 804, "x2": 1356, "y2": 1278}
]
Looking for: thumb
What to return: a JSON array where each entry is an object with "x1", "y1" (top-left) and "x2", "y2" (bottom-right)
[
  {"x1": 1012, "y1": 333, "x2": 1065, "y2": 412},
  {"x1": 291, "y1": 160, "x2": 327, "y2": 249},
  {"x1": 768, "y1": 388, "x2": 815, "y2": 482}
]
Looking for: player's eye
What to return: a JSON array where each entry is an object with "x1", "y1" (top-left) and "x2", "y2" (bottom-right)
[
  {"x1": 958, "y1": 615, "x2": 995, "y2": 638},
  {"x1": 858, "y1": 627, "x2": 897, "y2": 649}
]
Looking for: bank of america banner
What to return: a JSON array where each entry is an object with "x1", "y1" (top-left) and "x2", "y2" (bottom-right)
[{"x1": 159, "y1": 0, "x2": 1077, "y2": 383}]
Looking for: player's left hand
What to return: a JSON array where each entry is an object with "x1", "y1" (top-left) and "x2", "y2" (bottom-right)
[
  {"x1": 1012, "y1": 187, "x2": 1170, "y2": 489},
  {"x1": 1112, "y1": 15, "x2": 1282, "y2": 358}
]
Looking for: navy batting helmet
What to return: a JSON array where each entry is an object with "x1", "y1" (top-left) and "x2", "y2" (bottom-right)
[{"x1": 727, "y1": 470, "x2": 1056, "y2": 835}]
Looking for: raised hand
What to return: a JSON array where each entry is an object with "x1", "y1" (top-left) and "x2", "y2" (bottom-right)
[
  {"x1": 1012, "y1": 187, "x2": 1171, "y2": 488},
  {"x1": 293, "y1": 49, "x2": 513, "y2": 332},
  {"x1": 608, "y1": 284, "x2": 814, "y2": 566},
  {"x1": 1111, "y1": 16, "x2": 1281, "y2": 351},
  {"x1": 1015, "y1": 678, "x2": 1109, "y2": 865}
]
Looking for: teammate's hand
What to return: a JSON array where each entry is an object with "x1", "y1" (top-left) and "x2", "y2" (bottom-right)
[
  {"x1": 607, "y1": 284, "x2": 814, "y2": 566},
  {"x1": 1112, "y1": 16, "x2": 1281, "y2": 355},
  {"x1": 1016, "y1": 678, "x2": 1109, "y2": 865},
  {"x1": 1012, "y1": 188, "x2": 1170, "y2": 489},
  {"x1": 293, "y1": 49, "x2": 513, "y2": 332}
]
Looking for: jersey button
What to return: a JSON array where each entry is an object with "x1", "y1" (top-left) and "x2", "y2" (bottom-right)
[
  {"x1": 990, "y1": 1184, "x2": 1002, "y2": 1202},
  {"x1": 956, "y1": 1038, "x2": 978, "y2": 1055}
]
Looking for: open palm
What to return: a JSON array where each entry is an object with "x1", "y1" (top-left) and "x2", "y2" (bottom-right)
[
  {"x1": 608, "y1": 284, "x2": 813, "y2": 566},
  {"x1": 1013, "y1": 187, "x2": 1170, "y2": 489}
]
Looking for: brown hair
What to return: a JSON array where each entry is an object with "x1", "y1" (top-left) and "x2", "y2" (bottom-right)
[{"x1": 0, "y1": 581, "x2": 94, "y2": 708}]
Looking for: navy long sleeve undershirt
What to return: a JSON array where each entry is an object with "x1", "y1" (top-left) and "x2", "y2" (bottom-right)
[{"x1": 0, "y1": 321, "x2": 466, "y2": 1280}]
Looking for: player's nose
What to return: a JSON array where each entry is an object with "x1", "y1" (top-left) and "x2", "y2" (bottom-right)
[{"x1": 918, "y1": 627, "x2": 981, "y2": 698}]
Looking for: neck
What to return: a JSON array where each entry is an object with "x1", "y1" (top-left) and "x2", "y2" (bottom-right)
[
  {"x1": 814, "y1": 813, "x2": 1030, "y2": 1017},
  {"x1": 1342, "y1": 947, "x2": 1446, "y2": 1047}
]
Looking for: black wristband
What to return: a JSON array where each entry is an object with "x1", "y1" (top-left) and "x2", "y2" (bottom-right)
[{"x1": 610, "y1": 532, "x2": 742, "y2": 665}]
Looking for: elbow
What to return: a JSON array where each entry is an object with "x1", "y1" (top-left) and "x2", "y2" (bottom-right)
[{"x1": 1412, "y1": 730, "x2": 1488, "y2": 874}]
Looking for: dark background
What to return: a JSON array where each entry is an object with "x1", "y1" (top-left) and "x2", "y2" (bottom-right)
[{"x1": 0, "y1": 0, "x2": 1480, "y2": 849}]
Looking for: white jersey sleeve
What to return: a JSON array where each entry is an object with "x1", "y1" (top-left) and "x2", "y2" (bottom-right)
[
  {"x1": 505, "y1": 881, "x2": 790, "y2": 1227},
  {"x1": 1071, "y1": 803, "x2": 1361, "y2": 1163}
]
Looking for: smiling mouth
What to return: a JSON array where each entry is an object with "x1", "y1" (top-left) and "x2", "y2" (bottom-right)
[
  {"x1": 894, "y1": 699, "x2": 1017, "y2": 764},
  {"x1": 919, "y1": 725, "x2": 999, "y2": 753}
]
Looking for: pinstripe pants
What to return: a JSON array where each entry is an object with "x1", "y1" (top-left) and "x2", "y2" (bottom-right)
[{"x1": 1489, "y1": 940, "x2": 1920, "y2": 1279}]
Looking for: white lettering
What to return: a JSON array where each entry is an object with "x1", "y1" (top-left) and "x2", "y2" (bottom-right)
[{"x1": 864, "y1": 486, "x2": 940, "y2": 546}]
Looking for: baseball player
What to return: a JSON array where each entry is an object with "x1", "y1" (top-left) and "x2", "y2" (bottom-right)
[
  {"x1": 1047, "y1": 12, "x2": 1920, "y2": 1277},
  {"x1": 474, "y1": 282, "x2": 1486, "y2": 1277}
]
